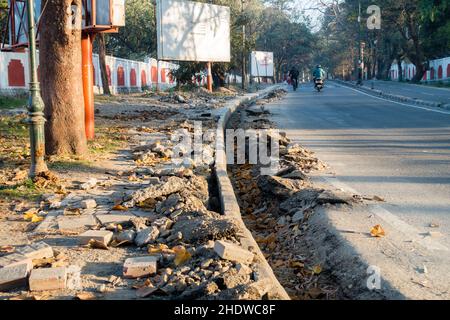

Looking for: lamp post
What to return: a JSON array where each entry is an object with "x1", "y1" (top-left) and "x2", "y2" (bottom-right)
[
  {"x1": 26, "y1": 0, "x2": 48, "y2": 177},
  {"x1": 241, "y1": 0, "x2": 246, "y2": 90}
]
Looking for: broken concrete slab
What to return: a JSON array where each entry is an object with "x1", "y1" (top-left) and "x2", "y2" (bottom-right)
[
  {"x1": 66, "y1": 265, "x2": 82, "y2": 290},
  {"x1": 123, "y1": 176, "x2": 185, "y2": 208},
  {"x1": 80, "y1": 178, "x2": 98, "y2": 190},
  {"x1": 16, "y1": 241, "x2": 54, "y2": 261},
  {"x1": 123, "y1": 256, "x2": 158, "y2": 278},
  {"x1": 214, "y1": 240, "x2": 255, "y2": 265},
  {"x1": 316, "y1": 190, "x2": 355, "y2": 205},
  {"x1": 171, "y1": 216, "x2": 238, "y2": 244},
  {"x1": 0, "y1": 253, "x2": 33, "y2": 271},
  {"x1": 134, "y1": 226, "x2": 160, "y2": 247},
  {"x1": 0, "y1": 263, "x2": 29, "y2": 291},
  {"x1": 57, "y1": 215, "x2": 98, "y2": 232},
  {"x1": 33, "y1": 210, "x2": 63, "y2": 233},
  {"x1": 257, "y1": 175, "x2": 303, "y2": 199},
  {"x1": 78, "y1": 230, "x2": 113, "y2": 246},
  {"x1": 29, "y1": 267, "x2": 67, "y2": 291},
  {"x1": 96, "y1": 213, "x2": 135, "y2": 226},
  {"x1": 114, "y1": 230, "x2": 136, "y2": 243},
  {"x1": 81, "y1": 199, "x2": 97, "y2": 209}
]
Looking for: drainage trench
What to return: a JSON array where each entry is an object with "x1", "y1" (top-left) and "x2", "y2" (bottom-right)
[{"x1": 225, "y1": 91, "x2": 348, "y2": 299}]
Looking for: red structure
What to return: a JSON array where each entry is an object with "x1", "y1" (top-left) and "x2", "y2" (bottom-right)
[
  {"x1": 130, "y1": 69, "x2": 137, "y2": 87},
  {"x1": 141, "y1": 70, "x2": 147, "y2": 88},
  {"x1": 7, "y1": 59, "x2": 25, "y2": 86},
  {"x1": 117, "y1": 66, "x2": 125, "y2": 86}
]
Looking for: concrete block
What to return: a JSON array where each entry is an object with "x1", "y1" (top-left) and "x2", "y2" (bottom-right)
[
  {"x1": 214, "y1": 240, "x2": 255, "y2": 265},
  {"x1": 96, "y1": 213, "x2": 135, "y2": 226},
  {"x1": 78, "y1": 230, "x2": 113, "y2": 246},
  {"x1": 57, "y1": 215, "x2": 98, "y2": 232},
  {"x1": 0, "y1": 264, "x2": 29, "y2": 291},
  {"x1": 81, "y1": 199, "x2": 97, "y2": 209},
  {"x1": 123, "y1": 256, "x2": 158, "y2": 278},
  {"x1": 16, "y1": 241, "x2": 54, "y2": 261},
  {"x1": 29, "y1": 267, "x2": 67, "y2": 291},
  {"x1": 0, "y1": 253, "x2": 33, "y2": 271}
]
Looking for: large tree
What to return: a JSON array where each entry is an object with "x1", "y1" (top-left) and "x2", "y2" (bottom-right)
[{"x1": 39, "y1": 0, "x2": 87, "y2": 155}]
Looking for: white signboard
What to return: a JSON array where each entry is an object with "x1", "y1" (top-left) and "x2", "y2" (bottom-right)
[
  {"x1": 250, "y1": 51, "x2": 274, "y2": 77},
  {"x1": 156, "y1": 0, "x2": 230, "y2": 62}
]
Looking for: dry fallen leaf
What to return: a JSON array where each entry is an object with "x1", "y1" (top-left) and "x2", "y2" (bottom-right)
[
  {"x1": 0, "y1": 245, "x2": 15, "y2": 254},
  {"x1": 173, "y1": 246, "x2": 191, "y2": 266},
  {"x1": 370, "y1": 224, "x2": 386, "y2": 237},
  {"x1": 148, "y1": 244, "x2": 174, "y2": 254},
  {"x1": 87, "y1": 239, "x2": 109, "y2": 250},
  {"x1": 112, "y1": 204, "x2": 128, "y2": 211},
  {"x1": 289, "y1": 261, "x2": 305, "y2": 269},
  {"x1": 23, "y1": 208, "x2": 39, "y2": 221},
  {"x1": 31, "y1": 215, "x2": 44, "y2": 223},
  {"x1": 312, "y1": 265, "x2": 322, "y2": 275},
  {"x1": 76, "y1": 292, "x2": 97, "y2": 300}
]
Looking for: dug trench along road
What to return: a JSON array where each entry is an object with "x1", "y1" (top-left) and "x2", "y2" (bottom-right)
[{"x1": 267, "y1": 82, "x2": 450, "y2": 296}]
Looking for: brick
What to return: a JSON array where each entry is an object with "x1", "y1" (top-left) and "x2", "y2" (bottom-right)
[
  {"x1": 123, "y1": 256, "x2": 158, "y2": 279},
  {"x1": 0, "y1": 264, "x2": 29, "y2": 291},
  {"x1": 57, "y1": 215, "x2": 98, "y2": 232},
  {"x1": 78, "y1": 230, "x2": 113, "y2": 246},
  {"x1": 81, "y1": 199, "x2": 97, "y2": 209},
  {"x1": 29, "y1": 267, "x2": 67, "y2": 291},
  {"x1": 16, "y1": 241, "x2": 54, "y2": 261},
  {"x1": 214, "y1": 240, "x2": 255, "y2": 265},
  {"x1": 0, "y1": 253, "x2": 33, "y2": 271}
]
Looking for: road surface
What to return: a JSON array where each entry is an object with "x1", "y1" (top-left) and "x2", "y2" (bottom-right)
[
  {"x1": 361, "y1": 80, "x2": 450, "y2": 104},
  {"x1": 268, "y1": 82, "x2": 450, "y2": 248}
]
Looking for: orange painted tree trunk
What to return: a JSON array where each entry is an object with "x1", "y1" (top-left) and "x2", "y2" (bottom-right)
[{"x1": 39, "y1": 0, "x2": 87, "y2": 155}]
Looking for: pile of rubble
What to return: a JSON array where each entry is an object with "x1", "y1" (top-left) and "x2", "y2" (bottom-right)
[{"x1": 0, "y1": 91, "x2": 279, "y2": 300}]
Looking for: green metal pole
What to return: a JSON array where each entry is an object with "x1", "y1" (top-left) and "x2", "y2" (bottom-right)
[{"x1": 26, "y1": 0, "x2": 48, "y2": 177}]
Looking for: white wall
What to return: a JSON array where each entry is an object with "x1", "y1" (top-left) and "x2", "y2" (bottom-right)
[
  {"x1": 0, "y1": 50, "x2": 178, "y2": 95},
  {"x1": 390, "y1": 56, "x2": 450, "y2": 82}
]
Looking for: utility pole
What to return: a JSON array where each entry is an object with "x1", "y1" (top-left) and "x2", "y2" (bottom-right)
[
  {"x1": 241, "y1": 0, "x2": 246, "y2": 90},
  {"x1": 26, "y1": 0, "x2": 48, "y2": 177}
]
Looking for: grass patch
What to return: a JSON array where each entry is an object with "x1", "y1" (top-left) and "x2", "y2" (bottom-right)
[
  {"x1": 0, "y1": 178, "x2": 42, "y2": 201},
  {"x1": 0, "y1": 116, "x2": 28, "y2": 138},
  {"x1": 0, "y1": 96, "x2": 27, "y2": 110},
  {"x1": 48, "y1": 159, "x2": 94, "y2": 172}
]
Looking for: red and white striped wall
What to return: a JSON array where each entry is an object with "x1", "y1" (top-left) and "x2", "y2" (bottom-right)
[
  {"x1": 0, "y1": 50, "x2": 178, "y2": 95},
  {"x1": 390, "y1": 57, "x2": 450, "y2": 82}
]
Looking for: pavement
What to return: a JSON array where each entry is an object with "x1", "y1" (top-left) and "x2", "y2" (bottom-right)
[
  {"x1": 360, "y1": 80, "x2": 450, "y2": 105},
  {"x1": 265, "y1": 82, "x2": 450, "y2": 298}
]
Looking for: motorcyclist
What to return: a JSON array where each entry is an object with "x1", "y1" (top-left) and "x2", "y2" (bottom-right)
[
  {"x1": 313, "y1": 64, "x2": 326, "y2": 81},
  {"x1": 289, "y1": 67, "x2": 300, "y2": 89}
]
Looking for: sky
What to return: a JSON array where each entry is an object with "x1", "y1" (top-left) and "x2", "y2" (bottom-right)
[{"x1": 291, "y1": 0, "x2": 334, "y2": 31}]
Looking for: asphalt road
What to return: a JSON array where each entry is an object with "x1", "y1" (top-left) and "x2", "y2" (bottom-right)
[
  {"x1": 268, "y1": 82, "x2": 450, "y2": 249},
  {"x1": 364, "y1": 80, "x2": 450, "y2": 104}
]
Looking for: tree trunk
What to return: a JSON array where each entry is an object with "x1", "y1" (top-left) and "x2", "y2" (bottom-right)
[
  {"x1": 97, "y1": 33, "x2": 111, "y2": 95},
  {"x1": 40, "y1": 0, "x2": 87, "y2": 155}
]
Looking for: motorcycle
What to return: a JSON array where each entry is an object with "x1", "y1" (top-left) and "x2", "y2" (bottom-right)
[{"x1": 314, "y1": 78, "x2": 324, "y2": 92}]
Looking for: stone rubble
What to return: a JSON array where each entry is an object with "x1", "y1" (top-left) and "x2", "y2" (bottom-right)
[{"x1": 0, "y1": 89, "x2": 271, "y2": 300}]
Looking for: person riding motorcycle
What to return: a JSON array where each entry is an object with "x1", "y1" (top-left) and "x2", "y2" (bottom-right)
[
  {"x1": 289, "y1": 67, "x2": 300, "y2": 90},
  {"x1": 313, "y1": 65, "x2": 326, "y2": 81}
]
